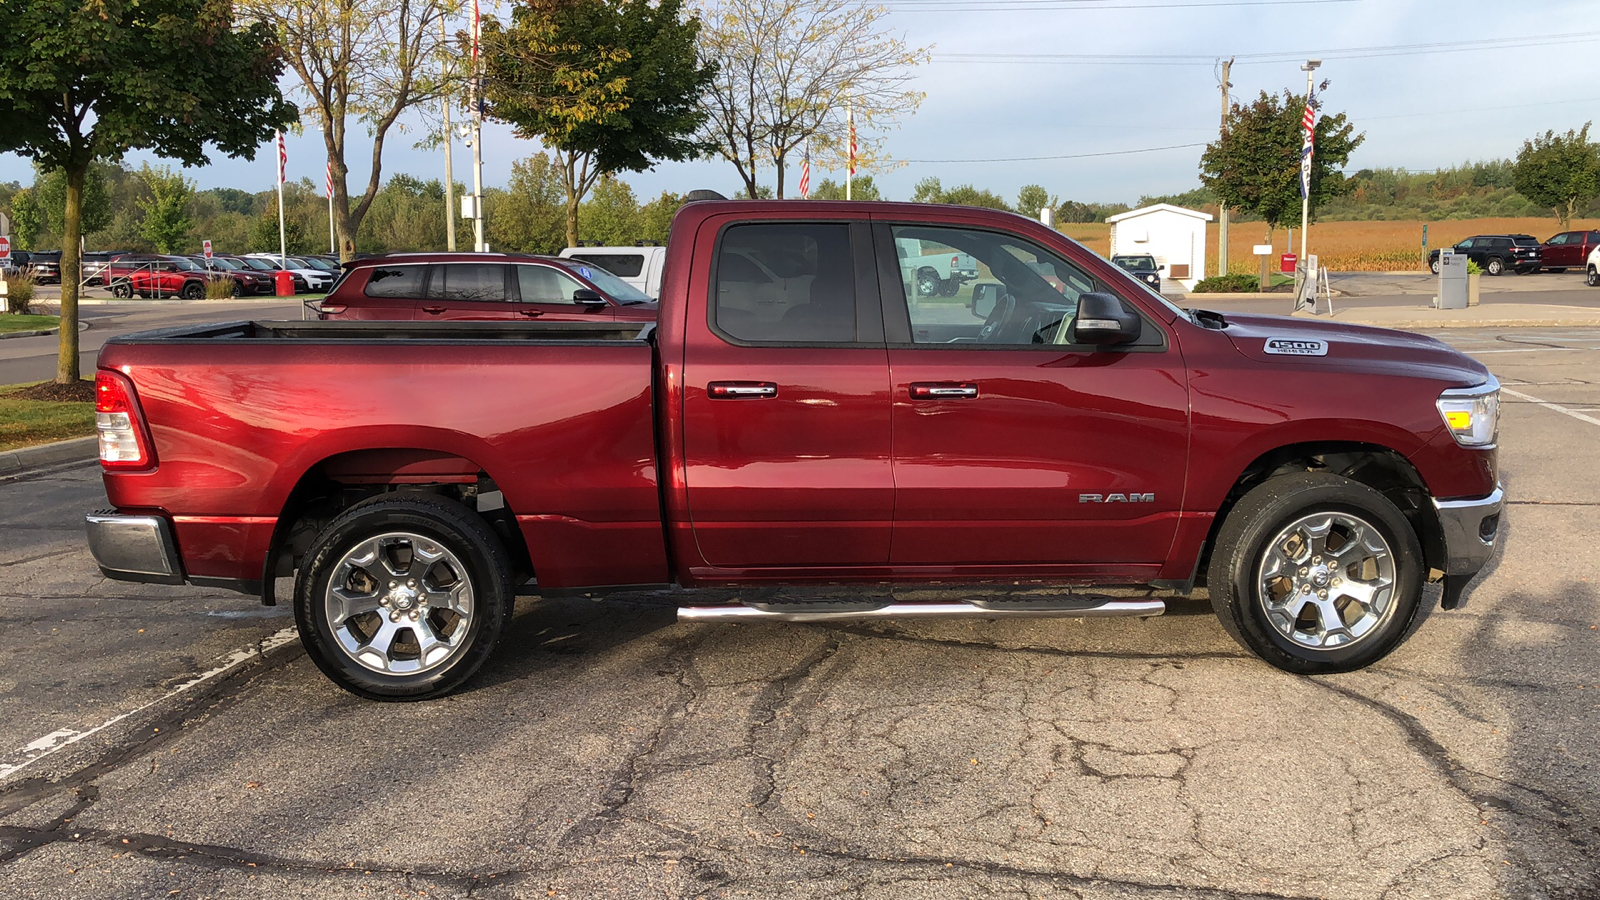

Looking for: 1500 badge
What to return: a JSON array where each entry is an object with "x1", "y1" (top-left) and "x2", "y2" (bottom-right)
[
  {"x1": 1080, "y1": 493, "x2": 1155, "y2": 503},
  {"x1": 1264, "y1": 337, "x2": 1328, "y2": 356}
]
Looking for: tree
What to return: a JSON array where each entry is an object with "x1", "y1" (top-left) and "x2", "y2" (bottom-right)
[
  {"x1": 1199, "y1": 88, "x2": 1363, "y2": 239},
  {"x1": 807, "y1": 176, "x2": 883, "y2": 201},
  {"x1": 488, "y1": 153, "x2": 567, "y2": 253},
  {"x1": 1512, "y1": 122, "x2": 1600, "y2": 228},
  {"x1": 485, "y1": 0, "x2": 715, "y2": 247},
  {"x1": 241, "y1": 0, "x2": 454, "y2": 261},
  {"x1": 1016, "y1": 184, "x2": 1058, "y2": 222},
  {"x1": 250, "y1": 211, "x2": 312, "y2": 255},
  {"x1": 8, "y1": 189, "x2": 44, "y2": 250},
  {"x1": 579, "y1": 176, "x2": 641, "y2": 246},
  {"x1": 697, "y1": 0, "x2": 927, "y2": 198},
  {"x1": 911, "y1": 177, "x2": 1010, "y2": 211},
  {"x1": 638, "y1": 190, "x2": 683, "y2": 244},
  {"x1": 0, "y1": 0, "x2": 294, "y2": 384},
  {"x1": 138, "y1": 166, "x2": 196, "y2": 254}
]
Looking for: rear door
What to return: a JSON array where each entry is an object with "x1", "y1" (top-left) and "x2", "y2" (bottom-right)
[
  {"x1": 679, "y1": 218, "x2": 893, "y2": 573},
  {"x1": 1544, "y1": 232, "x2": 1573, "y2": 268},
  {"x1": 875, "y1": 219, "x2": 1189, "y2": 578},
  {"x1": 418, "y1": 263, "x2": 516, "y2": 320}
]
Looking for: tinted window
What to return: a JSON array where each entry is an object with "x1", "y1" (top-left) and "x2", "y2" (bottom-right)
[
  {"x1": 1511, "y1": 236, "x2": 1537, "y2": 247},
  {"x1": 364, "y1": 265, "x2": 427, "y2": 299},
  {"x1": 570, "y1": 253, "x2": 644, "y2": 279},
  {"x1": 428, "y1": 264, "x2": 507, "y2": 302},
  {"x1": 1546, "y1": 234, "x2": 1569, "y2": 246},
  {"x1": 712, "y1": 223, "x2": 855, "y2": 344},
  {"x1": 516, "y1": 265, "x2": 584, "y2": 303}
]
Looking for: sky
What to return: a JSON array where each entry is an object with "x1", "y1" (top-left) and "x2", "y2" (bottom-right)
[{"x1": 2, "y1": 0, "x2": 1597, "y2": 209}]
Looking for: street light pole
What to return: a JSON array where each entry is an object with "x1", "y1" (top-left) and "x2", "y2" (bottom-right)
[
  {"x1": 1299, "y1": 59, "x2": 1321, "y2": 281},
  {"x1": 440, "y1": 14, "x2": 456, "y2": 252}
]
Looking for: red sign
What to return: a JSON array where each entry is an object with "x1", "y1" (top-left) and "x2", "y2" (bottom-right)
[
  {"x1": 203, "y1": 240, "x2": 213, "y2": 260},
  {"x1": 1280, "y1": 252, "x2": 1298, "y2": 274},
  {"x1": 0, "y1": 236, "x2": 10, "y2": 261}
]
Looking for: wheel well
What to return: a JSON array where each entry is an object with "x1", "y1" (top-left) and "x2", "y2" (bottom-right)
[
  {"x1": 1197, "y1": 442, "x2": 1445, "y2": 587},
  {"x1": 261, "y1": 449, "x2": 533, "y2": 604}
]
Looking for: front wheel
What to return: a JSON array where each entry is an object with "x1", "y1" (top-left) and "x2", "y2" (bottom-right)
[
  {"x1": 1485, "y1": 257, "x2": 1505, "y2": 276},
  {"x1": 1207, "y1": 473, "x2": 1424, "y2": 674},
  {"x1": 180, "y1": 281, "x2": 204, "y2": 300},
  {"x1": 294, "y1": 494, "x2": 513, "y2": 700},
  {"x1": 1588, "y1": 266, "x2": 1599, "y2": 287},
  {"x1": 1428, "y1": 258, "x2": 1440, "y2": 274}
]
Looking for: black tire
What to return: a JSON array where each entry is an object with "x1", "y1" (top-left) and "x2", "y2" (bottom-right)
[
  {"x1": 180, "y1": 281, "x2": 204, "y2": 300},
  {"x1": 1428, "y1": 258, "x2": 1440, "y2": 274},
  {"x1": 1588, "y1": 266, "x2": 1599, "y2": 287},
  {"x1": 110, "y1": 282, "x2": 132, "y2": 298},
  {"x1": 1547, "y1": 268, "x2": 1566, "y2": 274},
  {"x1": 915, "y1": 267, "x2": 941, "y2": 297},
  {"x1": 1207, "y1": 473, "x2": 1425, "y2": 674},
  {"x1": 937, "y1": 277, "x2": 960, "y2": 298},
  {"x1": 294, "y1": 493, "x2": 514, "y2": 700},
  {"x1": 1485, "y1": 257, "x2": 1504, "y2": 276}
]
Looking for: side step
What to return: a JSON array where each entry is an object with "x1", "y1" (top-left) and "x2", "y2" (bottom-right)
[{"x1": 678, "y1": 597, "x2": 1165, "y2": 623}]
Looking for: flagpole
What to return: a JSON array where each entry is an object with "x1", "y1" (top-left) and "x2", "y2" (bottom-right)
[
  {"x1": 1299, "y1": 60, "x2": 1321, "y2": 276},
  {"x1": 276, "y1": 132, "x2": 287, "y2": 270},
  {"x1": 846, "y1": 102, "x2": 854, "y2": 201},
  {"x1": 326, "y1": 162, "x2": 335, "y2": 255}
]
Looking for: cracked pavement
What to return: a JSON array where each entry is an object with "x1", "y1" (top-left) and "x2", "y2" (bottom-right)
[{"x1": 2, "y1": 327, "x2": 1598, "y2": 899}]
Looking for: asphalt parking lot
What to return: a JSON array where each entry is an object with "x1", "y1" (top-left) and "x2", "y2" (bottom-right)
[{"x1": 2, "y1": 326, "x2": 1598, "y2": 899}]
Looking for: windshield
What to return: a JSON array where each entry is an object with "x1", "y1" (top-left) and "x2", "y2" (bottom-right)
[
  {"x1": 242, "y1": 257, "x2": 280, "y2": 271},
  {"x1": 209, "y1": 257, "x2": 242, "y2": 271},
  {"x1": 167, "y1": 257, "x2": 202, "y2": 271},
  {"x1": 1114, "y1": 256, "x2": 1157, "y2": 272},
  {"x1": 560, "y1": 260, "x2": 652, "y2": 303},
  {"x1": 298, "y1": 257, "x2": 337, "y2": 271}
]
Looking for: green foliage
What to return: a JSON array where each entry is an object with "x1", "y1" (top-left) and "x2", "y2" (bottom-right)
[
  {"x1": 356, "y1": 175, "x2": 457, "y2": 254},
  {"x1": 1512, "y1": 122, "x2": 1600, "y2": 228},
  {"x1": 1056, "y1": 199, "x2": 1129, "y2": 224},
  {"x1": 1320, "y1": 162, "x2": 1541, "y2": 221},
  {"x1": 1200, "y1": 89, "x2": 1364, "y2": 231},
  {"x1": 27, "y1": 163, "x2": 114, "y2": 240},
  {"x1": 485, "y1": 0, "x2": 715, "y2": 245},
  {"x1": 579, "y1": 176, "x2": 642, "y2": 246},
  {"x1": 1137, "y1": 186, "x2": 1216, "y2": 212},
  {"x1": 249, "y1": 212, "x2": 312, "y2": 256},
  {"x1": 1190, "y1": 272, "x2": 1260, "y2": 293},
  {"x1": 1465, "y1": 259, "x2": 1483, "y2": 276},
  {"x1": 912, "y1": 177, "x2": 1010, "y2": 211},
  {"x1": 137, "y1": 165, "x2": 196, "y2": 253},
  {"x1": 807, "y1": 176, "x2": 884, "y2": 201},
  {"x1": 1016, "y1": 184, "x2": 1057, "y2": 221},
  {"x1": 638, "y1": 191, "x2": 683, "y2": 244},
  {"x1": 2, "y1": 272, "x2": 38, "y2": 314},
  {"x1": 489, "y1": 154, "x2": 567, "y2": 254},
  {"x1": 8, "y1": 189, "x2": 43, "y2": 249}
]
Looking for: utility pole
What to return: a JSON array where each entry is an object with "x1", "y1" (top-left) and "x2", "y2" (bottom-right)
[
  {"x1": 441, "y1": 14, "x2": 457, "y2": 252},
  {"x1": 469, "y1": 0, "x2": 486, "y2": 252},
  {"x1": 1217, "y1": 57, "x2": 1232, "y2": 280}
]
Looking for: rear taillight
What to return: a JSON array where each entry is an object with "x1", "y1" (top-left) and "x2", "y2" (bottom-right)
[{"x1": 95, "y1": 370, "x2": 153, "y2": 469}]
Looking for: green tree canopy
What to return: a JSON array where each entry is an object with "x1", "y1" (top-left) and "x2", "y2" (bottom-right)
[
  {"x1": 912, "y1": 177, "x2": 1011, "y2": 211},
  {"x1": 1512, "y1": 122, "x2": 1600, "y2": 228},
  {"x1": 807, "y1": 176, "x2": 883, "y2": 201},
  {"x1": 485, "y1": 0, "x2": 716, "y2": 247},
  {"x1": 488, "y1": 153, "x2": 567, "y2": 254},
  {"x1": 138, "y1": 165, "x2": 196, "y2": 254},
  {"x1": 1199, "y1": 88, "x2": 1363, "y2": 236},
  {"x1": 0, "y1": 0, "x2": 295, "y2": 382}
]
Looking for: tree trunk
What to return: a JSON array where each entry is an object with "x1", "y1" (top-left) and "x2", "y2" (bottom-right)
[
  {"x1": 56, "y1": 162, "x2": 87, "y2": 385},
  {"x1": 562, "y1": 154, "x2": 581, "y2": 250},
  {"x1": 774, "y1": 151, "x2": 786, "y2": 200}
]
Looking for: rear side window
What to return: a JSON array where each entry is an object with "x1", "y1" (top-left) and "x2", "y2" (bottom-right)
[
  {"x1": 428, "y1": 264, "x2": 508, "y2": 302},
  {"x1": 364, "y1": 265, "x2": 426, "y2": 299},
  {"x1": 570, "y1": 253, "x2": 644, "y2": 279},
  {"x1": 712, "y1": 223, "x2": 856, "y2": 344}
]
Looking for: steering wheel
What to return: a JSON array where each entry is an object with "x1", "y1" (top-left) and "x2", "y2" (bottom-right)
[{"x1": 976, "y1": 291, "x2": 1015, "y2": 343}]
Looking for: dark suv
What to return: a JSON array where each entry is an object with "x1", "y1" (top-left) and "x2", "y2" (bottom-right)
[
  {"x1": 27, "y1": 250, "x2": 61, "y2": 283},
  {"x1": 1427, "y1": 235, "x2": 1541, "y2": 276},
  {"x1": 1111, "y1": 254, "x2": 1162, "y2": 291}
]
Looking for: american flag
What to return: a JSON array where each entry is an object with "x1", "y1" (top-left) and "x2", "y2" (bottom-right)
[
  {"x1": 798, "y1": 144, "x2": 811, "y2": 198},
  {"x1": 1299, "y1": 85, "x2": 1315, "y2": 199},
  {"x1": 472, "y1": 0, "x2": 480, "y2": 63},
  {"x1": 325, "y1": 161, "x2": 333, "y2": 198},
  {"x1": 848, "y1": 111, "x2": 857, "y2": 177},
  {"x1": 276, "y1": 131, "x2": 286, "y2": 185}
]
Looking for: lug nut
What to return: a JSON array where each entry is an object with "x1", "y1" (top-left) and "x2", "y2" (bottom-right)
[
  {"x1": 389, "y1": 612, "x2": 400, "y2": 622},
  {"x1": 1318, "y1": 590, "x2": 1328, "y2": 599},
  {"x1": 380, "y1": 597, "x2": 389, "y2": 607},
  {"x1": 408, "y1": 610, "x2": 419, "y2": 621},
  {"x1": 1299, "y1": 567, "x2": 1309, "y2": 576},
  {"x1": 407, "y1": 579, "x2": 415, "y2": 587},
  {"x1": 389, "y1": 581, "x2": 397, "y2": 589}
]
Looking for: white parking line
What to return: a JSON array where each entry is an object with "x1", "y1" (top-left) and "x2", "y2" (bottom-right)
[
  {"x1": 1501, "y1": 387, "x2": 1600, "y2": 429},
  {"x1": 0, "y1": 627, "x2": 298, "y2": 783}
]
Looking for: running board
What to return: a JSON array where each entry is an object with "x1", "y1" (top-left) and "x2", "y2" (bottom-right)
[{"x1": 678, "y1": 597, "x2": 1165, "y2": 623}]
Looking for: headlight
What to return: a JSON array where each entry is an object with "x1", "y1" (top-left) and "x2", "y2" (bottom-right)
[{"x1": 1436, "y1": 377, "x2": 1500, "y2": 448}]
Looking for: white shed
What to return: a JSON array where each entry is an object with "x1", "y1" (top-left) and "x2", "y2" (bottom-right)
[{"x1": 1105, "y1": 203, "x2": 1213, "y2": 291}]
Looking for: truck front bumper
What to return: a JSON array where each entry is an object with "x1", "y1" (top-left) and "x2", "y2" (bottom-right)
[
  {"x1": 1433, "y1": 485, "x2": 1503, "y2": 577},
  {"x1": 85, "y1": 512, "x2": 184, "y2": 585}
]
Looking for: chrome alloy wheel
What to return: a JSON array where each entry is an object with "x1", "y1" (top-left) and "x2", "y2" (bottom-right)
[
  {"x1": 1255, "y1": 512, "x2": 1396, "y2": 650},
  {"x1": 323, "y1": 532, "x2": 476, "y2": 675}
]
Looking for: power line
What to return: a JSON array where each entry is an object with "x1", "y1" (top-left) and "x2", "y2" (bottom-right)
[
  {"x1": 885, "y1": 0, "x2": 1352, "y2": 8},
  {"x1": 935, "y1": 31, "x2": 1600, "y2": 64},
  {"x1": 899, "y1": 142, "x2": 1207, "y2": 163}
]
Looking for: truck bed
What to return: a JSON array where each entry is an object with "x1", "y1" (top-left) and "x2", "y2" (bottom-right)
[{"x1": 107, "y1": 319, "x2": 654, "y2": 345}]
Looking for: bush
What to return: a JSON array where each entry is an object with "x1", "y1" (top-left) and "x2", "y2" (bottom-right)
[
  {"x1": 3, "y1": 271, "x2": 37, "y2": 314},
  {"x1": 1466, "y1": 259, "x2": 1483, "y2": 275},
  {"x1": 203, "y1": 274, "x2": 237, "y2": 299},
  {"x1": 1190, "y1": 272, "x2": 1260, "y2": 293}
]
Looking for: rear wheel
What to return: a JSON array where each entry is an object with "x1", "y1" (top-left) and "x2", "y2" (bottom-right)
[
  {"x1": 294, "y1": 494, "x2": 513, "y2": 700},
  {"x1": 1208, "y1": 473, "x2": 1424, "y2": 674},
  {"x1": 1429, "y1": 258, "x2": 1441, "y2": 274},
  {"x1": 1589, "y1": 266, "x2": 1600, "y2": 287},
  {"x1": 937, "y1": 277, "x2": 960, "y2": 298},
  {"x1": 915, "y1": 267, "x2": 941, "y2": 297},
  {"x1": 110, "y1": 281, "x2": 132, "y2": 299},
  {"x1": 180, "y1": 281, "x2": 204, "y2": 299},
  {"x1": 1485, "y1": 257, "x2": 1505, "y2": 276}
]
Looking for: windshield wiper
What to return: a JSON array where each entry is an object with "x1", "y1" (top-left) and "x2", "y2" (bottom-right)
[{"x1": 1190, "y1": 308, "x2": 1228, "y2": 329}]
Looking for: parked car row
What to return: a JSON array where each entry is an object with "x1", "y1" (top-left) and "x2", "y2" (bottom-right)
[{"x1": 1427, "y1": 230, "x2": 1600, "y2": 276}]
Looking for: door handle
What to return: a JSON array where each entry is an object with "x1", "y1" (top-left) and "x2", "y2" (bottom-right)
[
  {"x1": 420, "y1": 306, "x2": 446, "y2": 314},
  {"x1": 518, "y1": 309, "x2": 543, "y2": 317},
  {"x1": 708, "y1": 381, "x2": 778, "y2": 399},
  {"x1": 909, "y1": 382, "x2": 978, "y2": 399}
]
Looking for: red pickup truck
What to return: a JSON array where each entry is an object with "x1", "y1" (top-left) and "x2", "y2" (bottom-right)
[{"x1": 86, "y1": 200, "x2": 1504, "y2": 700}]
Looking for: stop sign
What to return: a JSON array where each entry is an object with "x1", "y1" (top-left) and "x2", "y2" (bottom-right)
[
  {"x1": 0, "y1": 236, "x2": 10, "y2": 261},
  {"x1": 203, "y1": 239, "x2": 213, "y2": 260}
]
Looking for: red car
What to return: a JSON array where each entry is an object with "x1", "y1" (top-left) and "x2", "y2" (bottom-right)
[
  {"x1": 104, "y1": 254, "x2": 230, "y2": 299},
  {"x1": 87, "y1": 199, "x2": 1502, "y2": 700},
  {"x1": 315, "y1": 253, "x2": 658, "y2": 322},
  {"x1": 1539, "y1": 230, "x2": 1600, "y2": 273}
]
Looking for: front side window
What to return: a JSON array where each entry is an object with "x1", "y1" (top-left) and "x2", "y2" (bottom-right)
[
  {"x1": 570, "y1": 253, "x2": 644, "y2": 279},
  {"x1": 517, "y1": 265, "x2": 586, "y2": 303},
  {"x1": 428, "y1": 264, "x2": 508, "y2": 302},
  {"x1": 364, "y1": 265, "x2": 427, "y2": 299},
  {"x1": 560, "y1": 261, "x2": 651, "y2": 303},
  {"x1": 1546, "y1": 233, "x2": 1569, "y2": 246},
  {"x1": 712, "y1": 222, "x2": 856, "y2": 343},
  {"x1": 890, "y1": 224, "x2": 1104, "y2": 346}
]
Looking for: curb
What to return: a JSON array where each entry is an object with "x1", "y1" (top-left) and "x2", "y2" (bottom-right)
[
  {"x1": 0, "y1": 436, "x2": 97, "y2": 477},
  {"x1": 0, "y1": 320, "x2": 89, "y2": 340}
]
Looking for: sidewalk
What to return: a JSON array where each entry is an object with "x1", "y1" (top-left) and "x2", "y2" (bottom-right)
[{"x1": 1287, "y1": 301, "x2": 1600, "y2": 329}]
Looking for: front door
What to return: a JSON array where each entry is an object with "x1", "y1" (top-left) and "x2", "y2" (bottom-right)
[
  {"x1": 680, "y1": 219, "x2": 893, "y2": 572},
  {"x1": 876, "y1": 221, "x2": 1189, "y2": 576}
]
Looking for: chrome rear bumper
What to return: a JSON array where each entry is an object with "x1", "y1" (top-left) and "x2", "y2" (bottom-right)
[{"x1": 85, "y1": 512, "x2": 184, "y2": 585}]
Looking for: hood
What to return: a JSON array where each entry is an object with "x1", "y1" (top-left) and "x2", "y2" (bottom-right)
[{"x1": 1216, "y1": 312, "x2": 1491, "y2": 387}]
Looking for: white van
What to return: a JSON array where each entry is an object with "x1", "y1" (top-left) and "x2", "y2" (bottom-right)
[{"x1": 559, "y1": 245, "x2": 666, "y2": 299}]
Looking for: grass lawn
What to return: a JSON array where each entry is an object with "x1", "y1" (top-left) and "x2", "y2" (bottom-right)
[
  {"x1": 0, "y1": 380, "x2": 96, "y2": 452},
  {"x1": 0, "y1": 314, "x2": 59, "y2": 334}
]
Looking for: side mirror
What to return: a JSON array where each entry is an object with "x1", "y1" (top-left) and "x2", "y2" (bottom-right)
[
  {"x1": 971, "y1": 283, "x2": 1003, "y2": 318},
  {"x1": 1071, "y1": 292, "x2": 1142, "y2": 345},
  {"x1": 573, "y1": 288, "x2": 608, "y2": 307}
]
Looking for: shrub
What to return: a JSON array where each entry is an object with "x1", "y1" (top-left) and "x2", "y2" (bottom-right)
[
  {"x1": 1190, "y1": 272, "x2": 1260, "y2": 293},
  {"x1": 1466, "y1": 259, "x2": 1483, "y2": 276},
  {"x1": 3, "y1": 271, "x2": 37, "y2": 315},
  {"x1": 203, "y1": 274, "x2": 237, "y2": 299}
]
